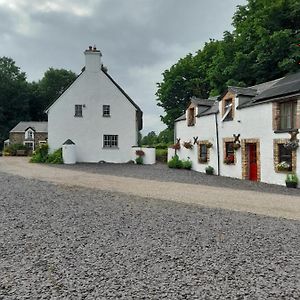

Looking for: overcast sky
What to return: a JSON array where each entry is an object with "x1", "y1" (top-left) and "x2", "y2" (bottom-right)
[{"x1": 0, "y1": 0, "x2": 246, "y2": 134}]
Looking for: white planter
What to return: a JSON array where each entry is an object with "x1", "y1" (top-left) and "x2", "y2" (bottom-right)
[{"x1": 132, "y1": 147, "x2": 156, "y2": 165}]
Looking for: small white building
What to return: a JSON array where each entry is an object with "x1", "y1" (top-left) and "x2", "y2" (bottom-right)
[
  {"x1": 46, "y1": 46, "x2": 143, "y2": 163},
  {"x1": 172, "y1": 71, "x2": 300, "y2": 186}
]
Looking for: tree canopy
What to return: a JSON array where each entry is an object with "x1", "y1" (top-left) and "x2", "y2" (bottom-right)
[
  {"x1": 0, "y1": 59, "x2": 77, "y2": 147},
  {"x1": 156, "y1": 0, "x2": 300, "y2": 128}
]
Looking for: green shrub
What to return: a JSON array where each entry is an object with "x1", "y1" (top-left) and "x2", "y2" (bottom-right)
[
  {"x1": 46, "y1": 148, "x2": 63, "y2": 164},
  {"x1": 168, "y1": 155, "x2": 183, "y2": 169},
  {"x1": 30, "y1": 144, "x2": 49, "y2": 163},
  {"x1": 135, "y1": 156, "x2": 143, "y2": 165},
  {"x1": 6, "y1": 144, "x2": 27, "y2": 156},
  {"x1": 155, "y1": 143, "x2": 168, "y2": 149},
  {"x1": 156, "y1": 148, "x2": 168, "y2": 163},
  {"x1": 205, "y1": 165, "x2": 214, "y2": 175},
  {"x1": 30, "y1": 144, "x2": 63, "y2": 164},
  {"x1": 182, "y1": 159, "x2": 192, "y2": 170},
  {"x1": 286, "y1": 173, "x2": 298, "y2": 184}
]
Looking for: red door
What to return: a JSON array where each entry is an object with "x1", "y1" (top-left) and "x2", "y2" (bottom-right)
[{"x1": 248, "y1": 144, "x2": 257, "y2": 181}]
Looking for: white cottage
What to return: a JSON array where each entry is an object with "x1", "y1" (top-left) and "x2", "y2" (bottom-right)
[
  {"x1": 172, "y1": 71, "x2": 300, "y2": 186},
  {"x1": 46, "y1": 46, "x2": 143, "y2": 163}
]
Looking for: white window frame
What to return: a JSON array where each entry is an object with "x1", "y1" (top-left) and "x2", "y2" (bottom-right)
[
  {"x1": 103, "y1": 105, "x2": 110, "y2": 117},
  {"x1": 24, "y1": 141, "x2": 34, "y2": 151},
  {"x1": 221, "y1": 103, "x2": 233, "y2": 122},
  {"x1": 103, "y1": 135, "x2": 118, "y2": 148}
]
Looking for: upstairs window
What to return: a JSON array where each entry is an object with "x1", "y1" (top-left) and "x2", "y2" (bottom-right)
[
  {"x1": 187, "y1": 107, "x2": 195, "y2": 126},
  {"x1": 279, "y1": 101, "x2": 296, "y2": 130},
  {"x1": 75, "y1": 105, "x2": 83, "y2": 117},
  {"x1": 25, "y1": 130, "x2": 34, "y2": 140},
  {"x1": 222, "y1": 99, "x2": 233, "y2": 122},
  {"x1": 103, "y1": 135, "x2": 118, "y2": 148},
  {"x1": 103, "y1": 105, "x2": 110, "y2": 117}
]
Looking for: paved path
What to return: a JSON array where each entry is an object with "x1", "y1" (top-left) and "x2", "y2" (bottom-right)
[{"x1": 1, "y1": 157, "x2": 300, "y2": 220}]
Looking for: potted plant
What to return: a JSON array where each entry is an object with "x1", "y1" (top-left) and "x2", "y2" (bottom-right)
[
  {"x1": 285, "y1": 173, "x2": 298, "y2": 188},
  {"x1": 224, "y1": 155, "x2": 234, "y2": 165},
  {"x1": 233, "y1": 143, "x2": 241, "y2": 150},
  {"x1": 206, "y1": 142, "x2": 213, "y2": 149},
  {"x1": 277, "y1": 161, "x2": 291, "y2": 172},
  {"x1": 284, "y1": 140, "x2": 299, "y2": 151},
  {"x1": 205, "y1": 165, "x2": 214, "y2": 175},
  {"x1": 183, "y1": 141, "x2": 193, "y2": 149}
]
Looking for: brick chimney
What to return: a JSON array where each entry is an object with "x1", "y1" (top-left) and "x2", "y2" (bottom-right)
[{"x1": 84, "y1": 45, "x2": 102, "y2": 72}]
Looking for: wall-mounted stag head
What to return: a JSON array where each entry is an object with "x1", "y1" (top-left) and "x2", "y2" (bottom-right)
[{"x1": 193, "y1": 136, "x2": 198, "y2": 145}]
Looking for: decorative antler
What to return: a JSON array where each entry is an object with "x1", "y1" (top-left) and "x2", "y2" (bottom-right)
[
  {"x1": 289, "y1": 130, "x2": 299, "y2": 141},
  {"x1": 233, "y1": 134, "x2": 240, "y2": 144},
  {"x1": 193, "y1": 137, "x2": 198, "y2": 145},
  {"x1": 176, "y1": 138, "x2": 181, "y2": 144}
]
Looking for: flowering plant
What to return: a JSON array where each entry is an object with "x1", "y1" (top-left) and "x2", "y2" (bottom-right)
[
  {"x1": 172, "y1": 143, "x2": 181, "y2": 150},
  {"x1": 135, "y1": 150, "x2": 145, "y2": 157},
  {"x1": 277, "y1": 161, "x2": 291, "y2": 171},
  {"x1": 224, "y1": 154, "x2": 234, "y2": 164},
  {"x1": 183, "y1": 141, "x2": 193, "y2": 149}
]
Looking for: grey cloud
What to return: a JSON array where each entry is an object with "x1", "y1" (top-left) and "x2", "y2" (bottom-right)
[{"x1": 0, "y1": 0, "x2": 246, "y2": 133}]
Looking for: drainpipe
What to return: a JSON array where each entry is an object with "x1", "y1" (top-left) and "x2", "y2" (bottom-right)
[{"x1": 215, "y1": 113, "x2": 220, "y2": 176}]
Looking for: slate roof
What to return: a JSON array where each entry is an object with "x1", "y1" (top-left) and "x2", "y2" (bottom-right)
[
  {"x1": 175, "y1": 113, "x2": 186, "y2": 122},
  {"x1": 10, "y1": 122, "x2": 48, "y2": 133},
  {"x1": 252, "y1": 71, "x2": 300, "y2": 102},
  {"x1": 228, "y1": 86, "x2": 258, "y2": 97}
]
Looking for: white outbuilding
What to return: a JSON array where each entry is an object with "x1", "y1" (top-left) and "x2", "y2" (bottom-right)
[{"x1": 46, "y1": 46, "x2": 143, "y2": 163}]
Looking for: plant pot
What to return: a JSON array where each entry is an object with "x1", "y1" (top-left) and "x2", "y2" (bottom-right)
[
  {"x1": 286, "y1": 181, "x2": 298, "y2": 188},
  {"x1": 206, "y1": 169, "x2": 214, "y2": 175}
]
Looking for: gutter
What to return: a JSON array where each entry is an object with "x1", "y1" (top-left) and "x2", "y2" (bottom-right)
[{"x1": 214, "y1": 113, "x2": 220, "y2": 176}]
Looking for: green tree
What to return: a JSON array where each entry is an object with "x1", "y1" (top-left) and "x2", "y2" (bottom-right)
[
  {"x1": 29, "y1": 68, "x2": 77, "y2": 120},
  {"x1": 141, "y1": 131, "x2": 158, "y2": 146},
  {"x1": 156, "y1": 0, "x2": 300, "y2": 128},
  {"x1": 0, "y1": 57, "x2": 30, "y2": 147}
]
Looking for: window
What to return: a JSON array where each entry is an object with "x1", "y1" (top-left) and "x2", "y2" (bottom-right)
[
  {"x1": 103, "y1": 135, "x2": 118, "y2": 148},
  {"x1": 187, "y1": 107, "x2": 195, "y2": 126},
  {"x1": 75, "y1": 105, "x2": 83, "y2": 117},
  {"x1": 279, "y1": 101, "x2": 296, "y2": 130},
  {"x1": 24, "y1": 141, "x2": 34, "y2": 151},
  {"x1": 224, "y1": 142, "x2": 235, "y2": 164},
  {"x1": 278, "y1": 144, "x2": 292, "y2": 171},
  {"x1": 103, "y1": 105, "x2": 110, "y2": 117},
  {"x1": 26, "y1": 130, "x2": 34, "y2": 140},
  {"x1": 222, "y1": 99, "x2": 233, "y2": 121},
  {"x1": 199, "y1": 144, "x2": 208, "y2": 163}
]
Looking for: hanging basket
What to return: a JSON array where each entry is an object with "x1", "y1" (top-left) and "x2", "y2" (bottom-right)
[
  {"x1": 183, "y1": 142, "x2": 193, "y2": 149},
  {"x1": 206, "y1": 142, "x2": 213, "y2": 149},
  {"x1": 284, "y1": 140, "x2": 299, "y2": 151},
  {"x1": 233, "y1": 143, "x2": 241, "y2": 150}
]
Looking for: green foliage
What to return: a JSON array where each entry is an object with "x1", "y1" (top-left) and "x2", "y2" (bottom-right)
[
  {"x1": 46, "y1": 148, "x2": 63, "y2": 164},
  {"x1": 205, "y1": 165, "x2": 214, "y2": 175},
  {"x1": 286, "y1": 173, "x2": 298, "y2": 184},
  {"x1": 156, "y1": 148, "x2": 168, "y2": 163},
  {"x1": 30, "y1": 144, "x2": 49, "y2": 163},
  {"x1": 182, "y1": 159, "x2": 192, "y2": 170},
  {"x1": 0, "y1": 57, "x2": 31, "y2": 147},
  {"x1": 135, "y1": 156, "x2": 143, "y2": 165},
  {"x1": 5, "y1": 143, "x2": 27, "y2": 156},
  {"x1": 156, "y1": 0, "x2": 300, "y2": 128},
  {"x1": 141, "y1": 131, "x2": 158, "y2": 146},
  {"x1": 168, "y1": 155, "x2": 183, "y2": 169},
  {"x1": 31, "y1": 144, "x2": 63, "y2": 164}
]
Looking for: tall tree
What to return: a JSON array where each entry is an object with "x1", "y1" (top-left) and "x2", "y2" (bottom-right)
[
  {"x1": 29, "y1": 68, "x2": 77, "y2": 120},
  {"x1": 0, "y1": 57, "x2": 30, "y2": 146},
  {"x1": 156, "y1": 0, "x2": 300, "y2": 128}
]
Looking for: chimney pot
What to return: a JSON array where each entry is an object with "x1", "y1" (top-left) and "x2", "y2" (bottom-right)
[
  {"x1": 93, "y1": 45, "x2": 97, "y2": 51},
  {"x1": 89, "y1": 46, "x2": 92, "y2": 51}
]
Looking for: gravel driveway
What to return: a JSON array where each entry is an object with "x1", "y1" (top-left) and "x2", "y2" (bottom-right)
[{"x1": 0, "y1": 173, "x2": 299, "y2": 299}]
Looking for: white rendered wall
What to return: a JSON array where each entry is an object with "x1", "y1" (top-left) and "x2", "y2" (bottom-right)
[
  {"x1": 174, "y1": 110, "x2": 219, "y2": 174},
  {"x1": 175, "y1": 97, "x2": 300, "y2": 186},
  {"x1": 48, "y1": 69, "x2": 138, "y2": 163},
  {"x1": 132, "y1": 147, "x2": 156, "y2": 165}
]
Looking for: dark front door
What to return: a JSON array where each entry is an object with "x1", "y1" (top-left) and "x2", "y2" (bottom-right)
[{"x1": 248, "y1": 144, "x2": 257, "y2": 181}]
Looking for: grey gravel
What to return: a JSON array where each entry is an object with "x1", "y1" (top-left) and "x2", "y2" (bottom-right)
[
  {"x1": 0, "y1": 172, "x2": 299, "y2": 299},
  {"x1": 53, "y1": 162, "x2": 300, "y2": 196}
]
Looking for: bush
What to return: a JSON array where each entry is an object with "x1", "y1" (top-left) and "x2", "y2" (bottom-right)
[
  {"x1": 31, "y1": 144, "x2": 63, "y2": 164},
  {"x1": 168, "y1": 155, "x2": 183, "y2": 169},
  {"x1": 156, "y1": 148, "x2": 168, "y2": 163},
  {"x1": 5, "y1": 144, "x2": 27, "y2": 156},
  {"x1": 205, "y1": 165, "x2": 214, "y2": 175},
  {"x1": 182, "y1": 159, "x2": 192, "y2": 170},
  {"x1": 46, "y1": 148, "x2": 63, "y2": 164},
  {"x1": 135, "y1": 156, "x2": 143, "y2": 165},
  {"x1": 286, "y1": 173, "x2": 298, "y2": 184},
  {"x1": 30, "y1": 144, "x2": 49, "y2": 163},
  {"x1": 155, "y1": 143, "x2": 168, "y2": 149}
]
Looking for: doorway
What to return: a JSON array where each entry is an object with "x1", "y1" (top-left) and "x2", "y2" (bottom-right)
[{"x1": 248, "y1": 143, "x2": 258, "y2": 181}]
